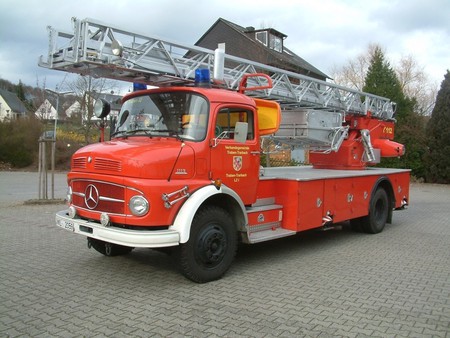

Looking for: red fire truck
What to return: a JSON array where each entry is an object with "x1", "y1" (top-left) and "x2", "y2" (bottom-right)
[{"x1": 40, "y1": 18, "x2": 409, "y2": 282}]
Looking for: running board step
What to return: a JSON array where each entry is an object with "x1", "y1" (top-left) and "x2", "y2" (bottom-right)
[
  {"x1": 245, "y1": 202, "x2": 291, "y2": 243},
  {"x1": 247, "y1": 228, "x2": 296, "y2": 244}
]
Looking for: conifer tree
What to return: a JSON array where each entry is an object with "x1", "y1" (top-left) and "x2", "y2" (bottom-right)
[
  {"x1": 16, "y1": 80, "x2": 33, "y2": 112},
  {"x1": 16, "y1": 80, "x2": 26, "y2": 102},
  {"x1": 425, "y1": 71, "x2": 450, "y2": 183},
  {"x1": 363, "y1": 46, "x2": 426, "y2": 178}
]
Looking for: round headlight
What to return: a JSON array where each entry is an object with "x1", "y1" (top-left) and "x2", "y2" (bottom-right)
[
  {"x1": 129, "y1": 196, "x2": 149, "y2": 216},
  {"x1": 68, "y1": 206, "x2": 77, "y2": 219},
  {"x1": 93, "y1": 98, "x2": 111, "y2": 119}
]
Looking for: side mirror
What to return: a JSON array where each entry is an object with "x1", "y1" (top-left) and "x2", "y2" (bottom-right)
[
  {"x1": 211, "y1": 122, "x2": 248, "y2": 148},
  {"x1": 234, "y1": 122, "x2": 248, "y2": 143},
  {"x1": 94, "y1": 99, "x2": 111, "y2": 119}
]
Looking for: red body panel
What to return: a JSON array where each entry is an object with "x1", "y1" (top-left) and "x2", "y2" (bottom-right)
[{"x1": 257, "y1": 168, "x2": 410, "y2": 232}]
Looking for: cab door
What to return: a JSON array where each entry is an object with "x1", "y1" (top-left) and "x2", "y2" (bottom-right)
[{"x1": 210, "y1": 106, "x2": 260, "y2": 205}]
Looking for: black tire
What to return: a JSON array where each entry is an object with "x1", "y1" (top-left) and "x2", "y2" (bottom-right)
[
  {"x1": 349, "y1": 217, "x2": 363, "y2": 232},
  {"x1": 177, "y1": 206, "x2": 237, "y2": 283},
  {"x1": 360, "y1": 187, "x2": 389, "y2": 234},
  {"x1": 87, "y1": 238, "x2": 134, "y2": 256}
]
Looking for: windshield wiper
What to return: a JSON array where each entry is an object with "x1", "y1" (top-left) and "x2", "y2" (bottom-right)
[
  {"x1": 151, "y1": 129, "x2": 172, "y2": 133},
  {"x1": 125, "y1": 129, "x2": 153, "y2": 136},
  {"x1": 111, "y1": 129, "x2": 153, "y2": 138},
  {"x1": 160, "y1": 129, "x2": 183, "y2": 142},
  {"x1": 110, "y1": 130, "x2": 124, "y2": 138},
  {"x1": 113, "y1": 129, "x2": 182, "y2": 140},
  {"x1": 152, "y1": 129, "x2": 183, "y2": 141}
]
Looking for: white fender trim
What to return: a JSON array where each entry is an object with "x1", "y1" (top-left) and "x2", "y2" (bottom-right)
[{"x1": 170, "y1": 184, "x2": 247, "y2": 243}]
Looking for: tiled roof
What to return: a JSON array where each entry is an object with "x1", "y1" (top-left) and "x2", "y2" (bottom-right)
[
  {"x1": 195, "y1": 18, "x2": 329, "y2": 80},
  {"x1": 0, "y1": 89, "x2": 27, "y2": 113}
]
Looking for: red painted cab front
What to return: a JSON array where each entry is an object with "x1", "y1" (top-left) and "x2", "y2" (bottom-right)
[{"x1": 67, "y1": 87, "x2": 261, "y2": 229}]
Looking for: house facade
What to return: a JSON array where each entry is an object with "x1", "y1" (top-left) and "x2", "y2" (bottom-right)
[
  {"x1": 35, "y1": 99, "x2": 57, "y2": 120},
  {"x1": 34, "y1": 93, "x2": 122, "y2": 123},
  {"x1": 0, "y1": 89, "x2": 27, "y2": 122}
]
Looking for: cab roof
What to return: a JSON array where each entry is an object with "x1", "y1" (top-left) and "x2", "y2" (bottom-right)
[{"x1": 123, "y1": 86, "x2": 256, "y2": 107}]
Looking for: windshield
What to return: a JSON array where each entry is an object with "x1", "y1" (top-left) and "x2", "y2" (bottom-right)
[{"x1": 113, "y1": 92, "x2": 209, "y2": 141}]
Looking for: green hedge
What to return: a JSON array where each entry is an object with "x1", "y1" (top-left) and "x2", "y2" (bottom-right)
[{"x1": 0, "y1": 119, "x2": 42, "y2": 168}]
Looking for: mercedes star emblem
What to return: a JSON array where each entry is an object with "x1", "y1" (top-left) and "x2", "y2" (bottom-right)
[{"x1": 84, "y1": 184, "x2": 99, "y2": 209}]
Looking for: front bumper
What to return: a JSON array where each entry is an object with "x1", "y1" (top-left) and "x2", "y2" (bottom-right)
[{"x1": 55, "y1": 210, "x2": 180, "y2": 248}]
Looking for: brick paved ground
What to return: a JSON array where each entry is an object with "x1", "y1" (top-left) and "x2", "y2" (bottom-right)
[{"x1": 0, "y1": 172, "x2": 449, "y2": 337}]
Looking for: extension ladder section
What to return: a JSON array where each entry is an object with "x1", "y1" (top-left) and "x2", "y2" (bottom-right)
[{"x1": 39, "y1": 17, "x2": 395, "y2": 119}]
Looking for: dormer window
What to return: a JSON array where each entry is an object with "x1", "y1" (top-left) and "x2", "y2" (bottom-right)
[
  {"x1": 255, "y1": 31, "x2": 268, "y2": 46},
  {"x1": 269, "y1": 35, "x2": 282, "y2": 53},
  {"x1": 254, "y1": 29, "x2": 285, "y2": 53}
]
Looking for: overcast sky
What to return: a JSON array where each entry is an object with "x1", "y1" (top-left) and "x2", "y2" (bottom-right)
[{"x1": 0, "y1": 0, "x2": 448, "y2": 94}]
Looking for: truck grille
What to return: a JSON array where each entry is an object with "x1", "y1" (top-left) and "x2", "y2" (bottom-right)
[
  {"x1": 71, "y1": 157, "x2": 122, "y2": 172},
  {"x1": 72, "y1": 180, "x2": 125, "y2": 214},
  {"x1": 94, "y1": 158, "x2": 122, "y2": 172},
  {"x1": 72, "y1": 157, "x2": 87, "y2": 169}
]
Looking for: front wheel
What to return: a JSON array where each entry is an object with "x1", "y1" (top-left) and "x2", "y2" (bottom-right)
[{"x1": 177, "y1": 206, "x2": 237, "y2": 283}]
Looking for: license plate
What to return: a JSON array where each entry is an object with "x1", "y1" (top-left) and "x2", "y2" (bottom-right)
[{"x1": 59, "y1": 220, "x2": 74, "y2": 231}]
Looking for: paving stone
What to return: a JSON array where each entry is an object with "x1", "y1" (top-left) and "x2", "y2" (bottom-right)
[{"x1": 1, "y1": 175, "x2": 450, "y2": 337}]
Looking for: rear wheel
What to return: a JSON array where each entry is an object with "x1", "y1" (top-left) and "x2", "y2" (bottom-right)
[
  {"x1": 177, "y1": 206, "x2": 237, "y2": 283},
  {"x1": 87, "y1": 238, "x2": 134, "y2": 256},
  {"x1": 359, "y1": 187, "x2": 390, "y2": 234}
]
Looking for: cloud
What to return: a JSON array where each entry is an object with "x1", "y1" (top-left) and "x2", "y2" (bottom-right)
[
  {"x1": 0, "y1": 0, "x2": 448, "y2": 91},
  {"x1": 370, "y1": 0, "x2": 450, "y2": 33}
]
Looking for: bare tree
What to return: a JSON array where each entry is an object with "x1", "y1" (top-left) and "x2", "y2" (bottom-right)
[
  {"x1": 61, "y1": 75, "x2": 119, "y2": 143},
  {"x1": 331, "y1": 44, "x2": 437, "y2": 115},
  {"x1": 396, "y1": 55, "x2": 438, "y2": 115},
  {"x1": 330, "y1": 44, "x2": 381, "y2": 90},
  {"x1": 32, "y1": 77, "x2": 54, "y2": 122}
]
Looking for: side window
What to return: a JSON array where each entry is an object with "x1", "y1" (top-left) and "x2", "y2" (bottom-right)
[{"x1": 215, "y1": 108, "x2": 254, "y2": 140}]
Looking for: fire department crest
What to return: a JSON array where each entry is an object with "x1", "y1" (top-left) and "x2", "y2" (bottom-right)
[{"x1": 233, "y1": 156, "x2": 242, "y2": 171}]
